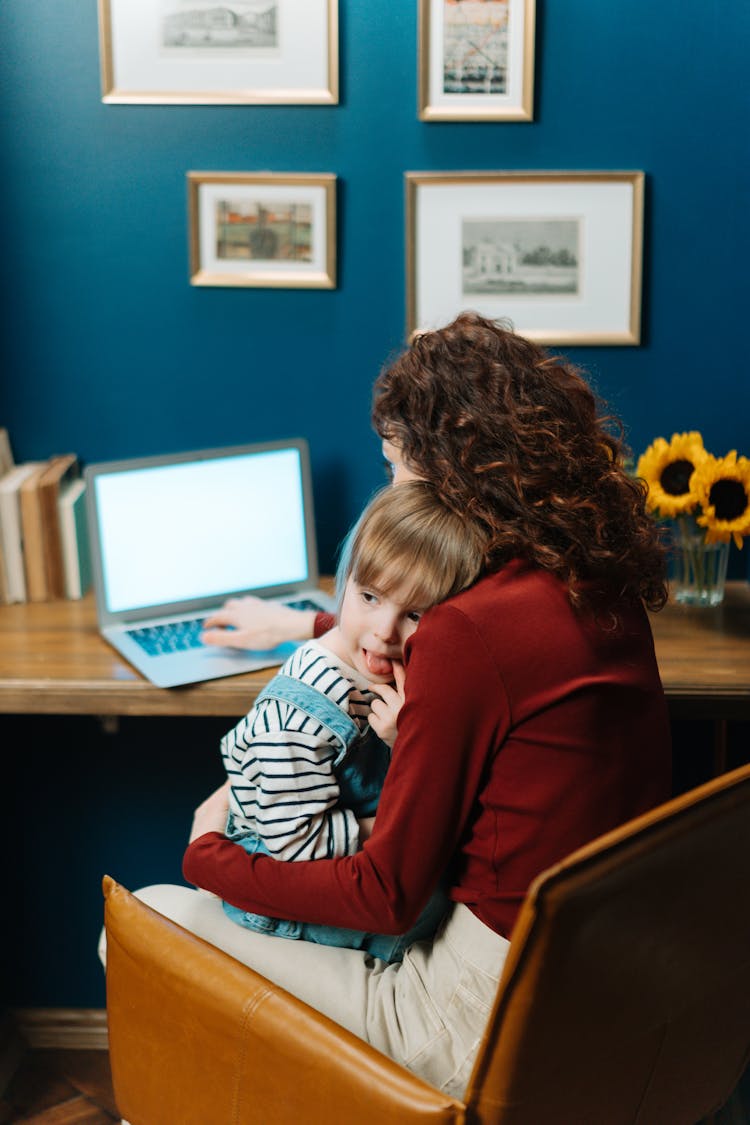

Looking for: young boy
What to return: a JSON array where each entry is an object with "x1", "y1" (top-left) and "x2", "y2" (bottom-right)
[{"x1": 220, "y1": 480, "x2": 486, "y2": 961}]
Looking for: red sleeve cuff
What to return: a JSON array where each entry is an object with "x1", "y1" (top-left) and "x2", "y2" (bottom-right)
[{"x1": 314, "y1": 611, "x2": 336, "y2": 638}]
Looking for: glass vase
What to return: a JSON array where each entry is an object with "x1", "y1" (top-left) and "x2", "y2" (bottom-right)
[{"x1": 669, "y1": 518, "x2": 729, "y2": 607}]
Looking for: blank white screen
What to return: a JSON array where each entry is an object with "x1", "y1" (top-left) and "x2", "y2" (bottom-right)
[{"x1": 95, "y1": 449, "x2": 309, "y2": 613}]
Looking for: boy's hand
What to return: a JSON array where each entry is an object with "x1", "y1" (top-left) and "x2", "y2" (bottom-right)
[
  {"x1": 357, "y1": 816, "x2": 376, "y2": 843},
  {"x1": 189, "y1": 780, "x2": 231, "y2": 842},
  {"x1": 369, "y1": 661, "x2": 406, "y2": 748}
]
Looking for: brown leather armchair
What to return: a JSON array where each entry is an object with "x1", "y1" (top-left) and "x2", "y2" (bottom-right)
[{"x1": 103, "y1": 762, "x2": 750, "y2": 1124}]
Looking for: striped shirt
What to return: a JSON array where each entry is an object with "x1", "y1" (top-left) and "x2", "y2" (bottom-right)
[{"x1": 221, "y1": 641, "x2": 376, "y2": 861}]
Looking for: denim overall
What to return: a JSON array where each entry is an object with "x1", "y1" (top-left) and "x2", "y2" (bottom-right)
[{"x1": 222, "y1": 671, "x2": 448, "y2": 963}]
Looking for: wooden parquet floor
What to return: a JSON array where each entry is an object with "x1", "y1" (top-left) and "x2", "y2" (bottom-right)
[
  {"x1": 0, "y1": 1049, "x2": 119, "y2": 1124},
  {"x1": 1, "y1": 1045, "x2": 747, "y2": 1124}
]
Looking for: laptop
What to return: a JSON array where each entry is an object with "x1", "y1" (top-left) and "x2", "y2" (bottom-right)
[{"x1": 84, "y1": 439, "x2": 336, "y2": 688}]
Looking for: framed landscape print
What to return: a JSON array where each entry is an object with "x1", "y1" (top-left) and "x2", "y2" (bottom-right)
[
  {"x1": 418, "y1": 0, "x2": 535, "y2": 122},
  {"x1": 98, "y1": 0, "x2": 338, "y2": 104},
  {"x1": 406, "y1": 172, "x2": 645, "y2": 345},
  {"x1": 188, "y1": 172, "x2": 337, "y2": 289}
]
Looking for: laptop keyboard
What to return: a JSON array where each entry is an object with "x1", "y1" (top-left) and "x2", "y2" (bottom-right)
[
  {"x1": 127, "y1": 617, "x2": 207, "y2": 656},
  {"x1": 126, "y1": 598, "x2": 325, "y2": 657}
]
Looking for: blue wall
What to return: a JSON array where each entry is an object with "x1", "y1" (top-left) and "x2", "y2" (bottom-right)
[{"x1": 1, "y1": 0, "x2": 749, "y2": 573}]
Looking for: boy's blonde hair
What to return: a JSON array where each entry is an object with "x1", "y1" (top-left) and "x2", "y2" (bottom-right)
[{"x1": 337, "y1": 481, "x2": 487, "y2": 611}]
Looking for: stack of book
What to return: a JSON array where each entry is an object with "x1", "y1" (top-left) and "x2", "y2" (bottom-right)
[{"x1": 0, "y1": 428, "x2": 92, "y2": 604}]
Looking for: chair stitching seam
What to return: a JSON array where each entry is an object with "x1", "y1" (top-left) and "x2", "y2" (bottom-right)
[
  {"x1": 231, "y1": 986, "x2": 274, "y2": 1125},
  {"x1": 632, "y1": 1020, "x2": 669, "y2": 1124}
]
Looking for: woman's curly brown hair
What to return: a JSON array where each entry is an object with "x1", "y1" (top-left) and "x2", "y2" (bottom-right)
[{"x1": 372, "y1": 312, "x2": 667, "y2": 616}]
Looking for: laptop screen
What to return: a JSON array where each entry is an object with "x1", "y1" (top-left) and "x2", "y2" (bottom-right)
[{"x1": 86, "y1": 442, "x2": 316, "y2": 620}]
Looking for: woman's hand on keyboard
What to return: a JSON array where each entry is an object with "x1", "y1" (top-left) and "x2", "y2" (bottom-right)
[{"x1": 201, "y1": 596, "x2": 317, "y2": 651}]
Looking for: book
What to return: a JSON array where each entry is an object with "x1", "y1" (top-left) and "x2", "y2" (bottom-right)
[
  {"x1": 0, "y1": 462, "x2": 44, "y2": 602},
  {"x1": 19, "y1": 462, "x2": 50, "y2": 601},
  {"x1": 0, "y1": 428, "x2": 13, "y2": 476},
  {"x1": 0, "y1": 529, "x2": 7, "y2": 604},
  {"x1": 38, "y1": 454, "x2": 79, "y2": 599},
  {"x1": 58, "y1": 478, "x2": 91, "y2": 599},
  {"x1": 0, "y1": 429, "x2": 13, "y2": 603}
]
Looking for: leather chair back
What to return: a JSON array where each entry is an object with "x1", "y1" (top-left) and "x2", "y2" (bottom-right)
[{"x1": 465, "y1": 762, "x2": 750, "y2": 1124}]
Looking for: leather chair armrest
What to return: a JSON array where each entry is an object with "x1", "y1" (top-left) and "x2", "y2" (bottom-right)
[{"x1": 103, "y1": 877, "x2": 465, "y2": 1125}]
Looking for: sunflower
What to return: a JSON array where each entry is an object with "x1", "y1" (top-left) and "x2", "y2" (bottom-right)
[
  {"x1": 636, "y1": 431, "x2": 707, "y2": 517},
  {"x1": 692, "y1": 451, "x2": 750, "y2": 548}
]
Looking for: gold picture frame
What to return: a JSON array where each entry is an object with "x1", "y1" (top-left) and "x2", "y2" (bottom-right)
[
  {"x1": 418, "y1": 0, "x2": 535, "y2": 122},
  {"x1": 188, "y1": 172, "x2": 337, "y2": 289},
  {"x1": 98, "y1": 0, "x2": 338, "y2": 105},
  {"x1": 407, "y1": 171, "x2": 645, "y2": 346}
]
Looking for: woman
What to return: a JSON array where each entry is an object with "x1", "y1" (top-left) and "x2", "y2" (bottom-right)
[{"x1": 139, "y1": 313, "x2": 671, "y2": 1098}]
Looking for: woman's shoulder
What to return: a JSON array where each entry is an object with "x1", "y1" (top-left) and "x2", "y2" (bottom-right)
[
  {"x1": 418, "y1": 560, "x2": 654, "y2": 659},
  {"x1": 409, "y1": 563, "x2": 542, "y2": 660},
  {"x1": 439, "y1": 560, "x2": 649, "y2": 622},
  {"x1": 433, "y1": 560, "x2": 565, "y2": 620}
]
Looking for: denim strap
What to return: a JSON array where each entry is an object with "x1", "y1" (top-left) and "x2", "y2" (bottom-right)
[{"x1": 257, "y1": 672, "x2": 360, "y2": 766}]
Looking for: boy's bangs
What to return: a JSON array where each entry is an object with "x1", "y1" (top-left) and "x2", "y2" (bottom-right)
[
  {"x1": 340, "y1": 480, "x2": 485, "y2": 613},
  {"x1": 353, "y1": 545, "x2": 445, "y2": 609}
]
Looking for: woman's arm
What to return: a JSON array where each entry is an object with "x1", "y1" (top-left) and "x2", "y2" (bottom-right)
[{"x1": 184, "y1": 606, "x2": 507, "y2": 933}]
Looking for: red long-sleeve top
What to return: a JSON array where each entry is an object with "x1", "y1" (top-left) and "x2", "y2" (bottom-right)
[{"x1": 184, "y1": 561, "x2": 671, "y2": 938}]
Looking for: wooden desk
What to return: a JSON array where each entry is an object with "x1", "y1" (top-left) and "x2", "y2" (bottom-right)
[
  {"x1": 0, "y1": 584, "x2": 748, "y2": 721},
  {"x1": 0, "y1": 593, "x2": 306, "y2": 718},
  {"x1": 647, "y1": 582, "x2": 750, "y2": 719}
]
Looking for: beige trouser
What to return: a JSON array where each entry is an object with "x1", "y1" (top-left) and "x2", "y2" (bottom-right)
[{"x1": 105, "y1": 886, "x2": 510, "y2": 1099}]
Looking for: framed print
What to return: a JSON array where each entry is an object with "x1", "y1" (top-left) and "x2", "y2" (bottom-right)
[
  {"x1": 98, "y1": 0, "x2": 338, "y2": 105},
  {"x1": 406, "y1": 172, "x2": 644, "y2": 345},
  {"x1": 188, "y1": 172, "x2": 336, "y2": 289},
  {"x1": 418, "y1": 0, "x2": 535, "y2": 122}
]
